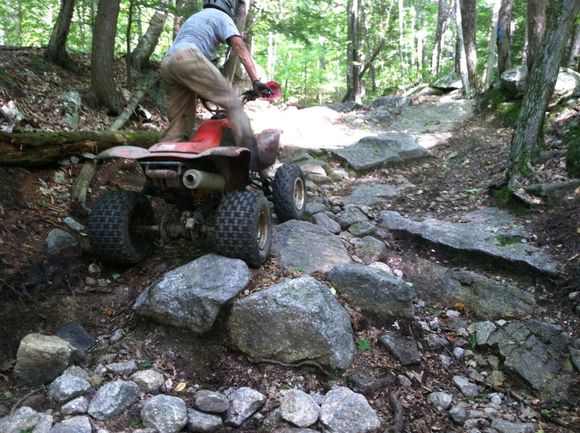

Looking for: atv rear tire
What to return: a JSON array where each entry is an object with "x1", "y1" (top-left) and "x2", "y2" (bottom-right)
[
  {"x1": 272, "y1": 163, "x2": 306, "y2": 222},
  {"x1": 88, "y1": 191, "x2": 155, "y2": 265},
  {"x1": 214, "y1": 191, "x2": 272, "y2": 267}
]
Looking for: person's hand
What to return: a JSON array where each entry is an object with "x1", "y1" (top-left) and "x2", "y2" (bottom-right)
[{"x1": 253, "y1": 80, "x2": 273, "y2": 97}]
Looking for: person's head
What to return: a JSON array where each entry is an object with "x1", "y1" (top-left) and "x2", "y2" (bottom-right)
[{"x1": 203, "y1": 0, "x2": 239, "y2": 18}]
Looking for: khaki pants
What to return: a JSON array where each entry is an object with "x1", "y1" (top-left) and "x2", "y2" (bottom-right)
[{"x1": 160, "y1": 47, "x2": 254, "y2": 151}]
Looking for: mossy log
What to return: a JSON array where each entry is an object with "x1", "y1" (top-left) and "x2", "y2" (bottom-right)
[{"x1": 0, "y1": 130, "x2": 163, "y2": 167}]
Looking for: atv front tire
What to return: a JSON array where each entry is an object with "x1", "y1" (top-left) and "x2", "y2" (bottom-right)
[
  {"x1": 88, "y1": 191, "x2": 155, "y2": 265},
  {"x1": 272, "y1": 163, "x2": 306, "y2": 222},
  {"x1": 214, "y1": 191, "x2": 272, "y2": 267}
]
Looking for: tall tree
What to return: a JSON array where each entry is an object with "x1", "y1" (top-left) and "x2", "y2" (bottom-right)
[
  {"x1": 497, "y1": 0, "x2": 514, "y2": 75},
  {"x1": 454, "y1": 0, "x2": 470, "y2": 94},
  {"x1": 566, "y1": 21, "x2": 580, "y2": 70},
  {"x1": 223, "y1": 0, "x2": 252, "y2": 83},
  {"x1": 483, "y1": 0, "x2": 502, "y2": 88},
  {"x1": 131, "y1": 9, "x2": 169, "y2": 70},
  {"x1": 526, "y1": 0, "x2": 547, "y2": 71},
  {"x1": 459, "y1": 0, "x2": 477, "y2": 89},
  {"x1": 91, "y1": 0, "x2": 123, "y2": 115},
  {"x1": 46, "y1": 0, "x2": 76, "y2": 68},
  {"x1": 343, "y1": 0, "x2": 362, "y2": 102},
  {"x1": 431, "y1": 0, "x2": 452, "y2": 75},
  {"x1": 509, "y1": 0, "x2": 580, "y2": 182}
]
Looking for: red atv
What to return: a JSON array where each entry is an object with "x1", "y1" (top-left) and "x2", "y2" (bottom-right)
[{"x1": 88, "y1": 82, "x2": 305, "y2": 267}]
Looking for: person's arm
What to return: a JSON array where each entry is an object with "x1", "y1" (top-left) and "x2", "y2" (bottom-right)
[{"x1": 228, "y1": 35, "x2": 260, "y2": 82}]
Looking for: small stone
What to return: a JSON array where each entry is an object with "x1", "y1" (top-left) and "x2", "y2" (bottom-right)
[
  {"x1": 449, "y1": 404, "x2": 468, "y2": 425},
  {"x1": 64, "y1": 217, "x2": 86, "y2": 232},
  {"x1": 193, "y1": 390, "x2": 230, "y2": 414},
  {"x1": 427, "y1": 392, "x2": 452, "y2": 410},
  {"x1": 109, "y1": 329, "x2": 124, "y2": 343},
  {"x1": 105, "y1": 359, "x2": 138, "y2": 376},
  {"x1": 48, "y1": 374, "x2": 92, "y2": 403},
  {"x1": 489, "y1": 393, "x2": 503, "y2": 405},
  {"x1": 0, "y1": 407, "x2": 41, "y2": 433},
  {"x1": 439, "y1": 354, "x2": 453, "y2": 368},
  {"x1": 224, "y1": 387, "x2": 266, "y2": 427},
  {"x1": 187, "y1": 408, "x2": 223, "y2": 432},
  {"x1": 319, "y1": 387, "x2": 380, "y2": 433},
  {"x1": 49, "y1": 415, "x2": 92, "y2": 433},
  {"x1": 88, "y1": 263, "x2": 101, "y2": 274},
  {"x1": 490, "y1": 418, "x2": 536, "y2": 433},
  {"x1": 88, "y1": 380, "x2": 140, "y2": 421},
  {"x1": 60, "y1": 396, "x2": 89, "y2": 415},
  {"x1": 426, "y1": 334, "x2": 449, "y2": 349},
  {"x1": 141, "y1": 395, "x2": 188, "y2": 433},
  {"x1": 279, "y1": 389, "x2": 320, "y2": 428},
  {"x1": 62, "y1": 366, "x2": 90, "y2": 381},
  {"x1": 379, "y1": 332, "x2": 421, "y2": 365},
  {"x1": 474, "y1": 321, "x2": 497, "y2": 346},
  {"x1": 453, "y1": 376, "x2": 480, "y2": 398},
  {"x1": 453, "y1": 347, "x2": 465, "y2": 360},
  {"x1": 130, "y1": 369, "x2": 165, "y2": 393},
  {"x1": 397, "y1": 375, "x2": 412, "y2": 387}
]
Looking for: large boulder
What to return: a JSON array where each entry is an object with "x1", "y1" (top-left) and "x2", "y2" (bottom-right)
[
  {"x1": 14, "y1": 333, "x2": 76, "y2": 386},
  {"x1": 501, "y1": 66, "x2": 528, "y2": 97},
  {"x1": 432, "y1": 72, "x2": 463, "y2": 90},
  {"x1": 331, "y1": 133, "x2": 430, "y2": 172},
  {"x1": 328, "y1": 264, "x2": 415, "y2": 319},
  {"x1": 378, "y1": 209, "x2": 559, "y2": 275},
  {"x1": 133, "y1": 254, "x2": 250, "y2": 334},
  {"x1": 551, "y1": 68, "x2": 580, "y2": 106},
  {"x1": 272, "y1": 220, "x2": 351, "y2": 274},
  {"x1": 228, "y1": 276, "x2": 356, "y2": 370}
]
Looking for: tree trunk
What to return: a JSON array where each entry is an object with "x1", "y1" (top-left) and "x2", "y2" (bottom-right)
[
  {"x1": 567, "y1": 21, "x2": 580, "y2": 70},
  {"x1": 46, "y1": 0, "x2": 76, "y2": 69},
  {"x1": 131, "y1": 10, "x2": 168, "y2": 70},
  {"x1": 91, "y1": 0, "x2": 123, "y2": 115},
  {"x1": 455, "y1": 0, "x2": 471, "y2": 95},
  {"x1": 398, "y1": 0, "x2": 406, "y2": 75},
  {"x1": 497, "y1": 0, "x2": 514, "y2": 76},
  {"x1": 509, "y1": 0, "x2": 580, "y2": 181},
  {"x1": 0, "y1": 130, "x2": 162, "y2": 167},
  {"x1": 483, "y1": 0, "x2": 501, "y2": 88},
  {"x1": 343, "y1": 0, "x2": 363, "y2": 102},
  {"x1": 460, "y1": 0, "x2": 477, "y2": 89},
  {"x1": 224, "y1": 0, "x2": 251, "y2": 83},
  {"x1": 431, "y1": 0, "x2": 452, "y2": 75},
  {"x1": 526, "y1": 0, "x2": 547, "y2": 71},
  {"x1": 110, "y1": 73, "x2": 159, "y2": 131}
]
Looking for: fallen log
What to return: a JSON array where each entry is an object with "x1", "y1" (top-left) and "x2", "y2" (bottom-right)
[
  {"x1": 110, "y1": 73, "x2": 159, "y2": 131},
  {"x1": 0, "y1": 130, "x2": 163, "y2": 167}
]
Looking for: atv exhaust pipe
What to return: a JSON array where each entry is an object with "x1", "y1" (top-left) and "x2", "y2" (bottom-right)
[{"x1": 182, "y1": 169, "x2": 225, "y2": 191}]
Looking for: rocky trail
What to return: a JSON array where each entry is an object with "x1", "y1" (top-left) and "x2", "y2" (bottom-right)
[{"x1": 0, "y1": 62, "x2": 579, "y2": 433}]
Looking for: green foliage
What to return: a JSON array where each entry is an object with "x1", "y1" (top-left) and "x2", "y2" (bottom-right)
[
  {"x1": 20, "y1": 430, "x2": 33, "y2": 433},
  {"x1": 356, "y1": 339, "x2": 372, "y2": 351},
  {"x1": 138, "y1": 359, "x2": 154, "y2": 369},
  {"x1": 468, "y1": 334, "x2": 478, "y2": 349},
  {"x1": 564, "y1": 124, "x2": 580, "y2": 178}
]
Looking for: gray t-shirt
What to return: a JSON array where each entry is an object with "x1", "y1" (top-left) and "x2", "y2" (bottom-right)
[{"x1": 165, "y1": 8, "x2": 240, "y2": 60}]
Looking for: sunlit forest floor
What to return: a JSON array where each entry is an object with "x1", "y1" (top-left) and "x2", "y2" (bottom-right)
[{"x1": 0, "y1": 47, "x2": 578, "y2": 431}]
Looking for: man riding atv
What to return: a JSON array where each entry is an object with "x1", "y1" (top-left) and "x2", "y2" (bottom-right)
[{"x1": 160, "y1": 0, "x2": 272, "y2": 169}]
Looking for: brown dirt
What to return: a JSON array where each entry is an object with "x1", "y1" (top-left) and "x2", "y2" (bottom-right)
[{"x1": 0, "y1": 48, "x2": 578, "y2": 431}]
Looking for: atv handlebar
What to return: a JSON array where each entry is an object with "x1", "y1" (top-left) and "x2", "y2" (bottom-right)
[{"x1": 200, "y1": 81, "x2": 282, "y2": 114}]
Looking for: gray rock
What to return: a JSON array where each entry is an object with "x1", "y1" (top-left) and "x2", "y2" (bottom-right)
[
  {"x1": 14, "y1": 333, "x2": 75, "y2": 386},
  {"x1": 486, "y1": 320, "x2": 575, "y2": 400},
  {"x1": 439, "y1": 354, "x2": 453, "y2": 368},
  {"x1": 46, "y1": 229, "x2": 79, "y2": 255},
  {"x1": 187, "y1": 408, "x2": 223, "y2": 432},
  {"x1": 313, "y1": 212, "x2": 341, "y2": 234},
  {"x1": 329, "y1": 264, "x2": 415, "y2": 319},
  {"x1": 279, "y1": 389, "x2": 320, "y2": 427},
  {"x1": 224, "y1": 387, "x2": 266, "y2": 427},
  {"x1": 475, "y1": 321, "x2": 498, "y2": 346},
  {"x1": 105, "y1": 360, "x2": 138, "y2": 376},
  {"x1": 130, "y1": 369, "x2": 164, "y2": 393},
  {"x1": 336, "y1": 207, "x2": 369, "y2": 229},
  {"x1": 490, "y1": 418, "x2": 536, "y2": 433},
  {"x1": 272, "y1": 220, "x2": 351, "y2": 274},
  {"x1": 453, "y1": 376, "x2": 480, "y2": 398},
  {"x1": 33, "y1": 413, "x2": 53, "y2": 433},
  {"x1": 62, "y1": 366, "x2": 90, "y2": 381},
  {"x1": 489, "y1": 393, "x2": 503, "y2": 405},
  {"x1": 432, "y1": 72, "x2": 463, "y2": 90},
  {"x1": 0, "y1": 407, "x2": 41, "y2": 433},
  {"x1": 501, "y1": 66, "x2": 528, "y2": 96},
  {"x1": 353, "y1": 236, "x2": 387, "y2": 264},
  {"x1": 49, "y1": 416, "x2": 92, "y2": 433},
  {"x1": 194, "y1": 390, "x2": 229, "y2": 414},
  {"x1": 453, "y1": 347, "x2": 465, "y2": 360},
  {"x1": 332, "y1": 133, "x2": 429, "y2": 172},
  {"x1": 348, "y1": 221, "x2": 376, "y2": 237},
  {"x1": 141, "y1": 395, "x2": 188, "y2": 433},
  {"x1": 370, "y1": 96, "x2": 411, "y2": 110},
  {"x1": 326, "y1": 101, "x2": 363, "y2": 112},
  {"x1": 398, "y1": 375, "x2": 412, "y2": 387},
  {"x1": 427, "y1": 392, "x2": 452, "y2": 410},
  {"x1": 379, "y1": 331, "x2": 421, "y2": 365},
  {"x1": 319, "y1": 387, "x2": 380, "y2": 433},
  {"x1": 551, "y1": 68, "x2": 580, "y2": 106},
  {"x1": 304, "y1": 202, "x2": 328, "y2": 219},
  {"x1": 366, "y1": 106, "x2": 394, "y2": 124},
  {"x1": 48, "y1": 374, "x2": 92, "y2": 403},
  {"x1": 133, "y1": 254, "x2": 250, "y2": 334},
  {"x1": 426, "y1": 334, "x2": 449, "y2": 349},
  {"x1": 63, "y1": 216, "x2": 85, "y2": 232},
  {"x1": 56, "y1": 321, "x2": 96, "y2": 360},
  {"x1": 229, "y1": 276, "x2": 355, "y2": 370},
  {"x1": 379, "y1": 210, "x2": 558, "y2": 275},
  {"x1": 60, "y1": 91, "x2": 82, "y2": 129},
  {"x1": 449, "y1": 404, "x2": 468, "y2": 425},
  {"x1": 344, "y1": 184, "x2": 409, "y2": 207},
  {"x1": 60, "y1": 396, "x2": 89, "y2": 415},
  {"x1": 88, "y1": 380, "x2": 140, "y2": 420},
  {"x1": 273, "y1": 428, "x2": 320, "y2": 433}
]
